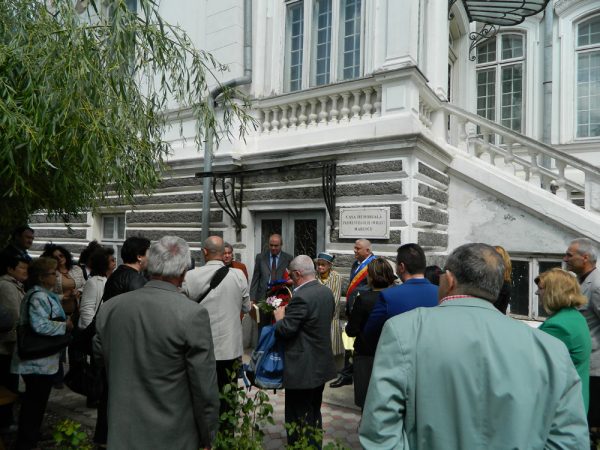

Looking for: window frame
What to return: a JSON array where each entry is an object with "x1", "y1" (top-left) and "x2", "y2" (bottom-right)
[
  {"x1": 101, "y1": 214, "x2": 126, "y2": 265},
  {"x1": 475, "y1": 32, "x2": 526, "y2": 134},
  {"x1": 283, "y1": 0, "x2": 364, "y2": 92},
  {"x1": 507, "y1": 256, "x2": 564, "y2": 321},
  {"x1": 574, "y1": 14, "x2": 600, "y2": 140}
]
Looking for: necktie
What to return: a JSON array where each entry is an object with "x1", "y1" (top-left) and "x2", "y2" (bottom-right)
[{"x1": 271, "y1": 256, "x2": 277, "y2": 276}]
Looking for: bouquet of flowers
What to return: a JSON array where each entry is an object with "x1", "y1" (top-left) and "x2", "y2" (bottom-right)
[{"x1": 257, "y1": 280, "x2": 292, "y2": 314}]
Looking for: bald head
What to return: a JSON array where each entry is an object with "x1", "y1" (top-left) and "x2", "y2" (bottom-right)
[
  {"x1": 354, "y1": 239, "x2": 373, "y2": 262},
  {"x1": 203, "y1": 236, "x2": 224, "y2": 261}
]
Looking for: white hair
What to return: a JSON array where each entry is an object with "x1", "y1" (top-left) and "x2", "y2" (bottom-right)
[
  {"x1": 147, "y1": 236, "x2": 191, "y2": 278},
  {"x1": 289, "y1": 255, "x2": 316, "y2": 276}
]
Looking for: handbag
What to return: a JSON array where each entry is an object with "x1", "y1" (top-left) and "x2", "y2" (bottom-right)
[
  {"x1": 64, "y1": 357, "x2": 102, "y2": 399},
  {"x1": 70, "y1": 294, "x2": 104, "y2": 355},
  {"x1": 17, "y1": 292, "x2": 72, "y2": 361}
]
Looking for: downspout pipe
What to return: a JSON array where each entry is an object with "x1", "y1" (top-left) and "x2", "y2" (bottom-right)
[
  {"x1": 201, "y1": 0, "x2": 252, "y2": 245},
  {"x1": 542, "y1": 2, "x2": 553, "y2": 145}
]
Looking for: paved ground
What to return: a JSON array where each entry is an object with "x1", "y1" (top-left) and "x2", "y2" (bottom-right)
[{"x1": 45, "y1": 381, "x2": 362, "y2": 449}]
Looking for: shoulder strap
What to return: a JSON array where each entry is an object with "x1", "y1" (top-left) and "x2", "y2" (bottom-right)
[{"x1": 196, "y1": 266, "x2": 230, "y2": 303}]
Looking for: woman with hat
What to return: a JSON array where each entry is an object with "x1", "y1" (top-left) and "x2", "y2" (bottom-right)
[{"x1": 315, "y1": 253, "x2": 344, "y2": 357}]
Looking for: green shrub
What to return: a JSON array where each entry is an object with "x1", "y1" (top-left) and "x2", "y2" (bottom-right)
[{"x1": 53, "y1": 419, "x2": 93, "y2": 450}]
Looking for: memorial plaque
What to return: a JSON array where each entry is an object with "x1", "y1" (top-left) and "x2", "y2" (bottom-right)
[{"x1": 339, "y1": 207, "x2": 390, "y2": 239}]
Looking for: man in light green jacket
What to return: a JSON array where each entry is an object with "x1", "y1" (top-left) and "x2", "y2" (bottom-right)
[{"x1": 359, "y1": 243, "x2": 589, "y2": 450}]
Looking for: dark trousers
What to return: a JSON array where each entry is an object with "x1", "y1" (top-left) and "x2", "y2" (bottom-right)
[
  {"x1": 0, "y1": 353, "x2": 17, "y2": 428},
  {"x1": 285, "y1": 384, "x2": 325, "y2": 448},
  {"x1": 93, "y1": 368, "x2": 108, "y2": 444},
  {"x1": 16, "y1": 374, "x2": 54, "y2": 450},
  {"x1": 338, "y1": 349, "x2": 353, "y2": 379}
]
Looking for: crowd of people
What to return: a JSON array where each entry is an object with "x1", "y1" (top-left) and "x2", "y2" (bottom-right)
[{"x1": 0, "y1": 225, "x2": 598, "y2": 449}]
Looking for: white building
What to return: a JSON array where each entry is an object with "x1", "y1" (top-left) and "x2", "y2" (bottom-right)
[{"x1": 33, "y1": 0, "x2": 600, "y2": 321}]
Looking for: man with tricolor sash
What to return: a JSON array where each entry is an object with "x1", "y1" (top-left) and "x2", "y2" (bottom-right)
[{"x1": 330, "y1": 239, "x2": 375, "y2": 388}]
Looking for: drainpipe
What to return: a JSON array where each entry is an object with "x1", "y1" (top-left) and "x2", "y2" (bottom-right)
[
  {"x1": 201, "y1": 0, "x2": 253, "y2": 244},
  {"x1": 542, "y1": 2, "x2": 553, "y2": 145}
]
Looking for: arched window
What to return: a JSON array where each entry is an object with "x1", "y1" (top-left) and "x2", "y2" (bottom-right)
[
  {"x1": 476, "y1": 33, "x2": 525, "y2": 132},
  {"x1": 575, "y1": 15, "x2": 600, "y2": 138}
]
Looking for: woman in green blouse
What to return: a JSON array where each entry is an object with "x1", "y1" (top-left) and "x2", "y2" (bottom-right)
[{"x1": 537, "y1": 268, "x2": 592, "y2": 411}]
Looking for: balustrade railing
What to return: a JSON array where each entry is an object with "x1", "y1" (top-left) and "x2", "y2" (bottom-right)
[
  {"x1": 254, "y1": 78, "x2": 382, "y2": 133},
  {"x1": 443, "y1": 103, "x2": 600, "y2": 213}
]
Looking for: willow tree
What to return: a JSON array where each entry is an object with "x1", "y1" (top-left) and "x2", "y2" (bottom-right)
[{"x1": 0, "y1": 0, "x2": 251, "y2": 238}]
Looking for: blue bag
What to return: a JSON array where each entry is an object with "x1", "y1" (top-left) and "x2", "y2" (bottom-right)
[{"x1": 245, "y1": 325, "x2": 284, "y2": 390}]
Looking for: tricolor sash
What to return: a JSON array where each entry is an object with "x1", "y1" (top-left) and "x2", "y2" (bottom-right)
[{"x1": 346, "y1": 254, "x2": 376, "y2": 298}]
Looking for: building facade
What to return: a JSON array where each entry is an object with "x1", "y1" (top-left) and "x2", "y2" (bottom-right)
[{"x1": 31, "y1": 0, "x2": 600, "y2": 322}]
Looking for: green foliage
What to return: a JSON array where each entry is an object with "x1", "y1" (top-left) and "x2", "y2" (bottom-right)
[
  {"x1": 52, "y1": 419, "x2": 93, "y2": 450},
  {"x1": 214, "y1": 365, "x2": 348, "y2": 449},
  {"x1": 214, "y1": 380, "x2": 274, "y2": 449},
  {"x1": 0, "y1": 0, "x2": 253, "y2": 234},
  {"x1": 285, "y1": 421, "x2": 347, "y2": 450}
]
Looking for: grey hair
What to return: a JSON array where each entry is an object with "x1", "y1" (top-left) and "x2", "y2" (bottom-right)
[
  {"x1": 147, "y1": 236, "x2": 191, "y2": 278},
  {"x1": 445, "y1": 243, "x2": 505, "y2": 302},
  {"x1": 289, "y1": 255, "x2": 316, "y2": 276},
  {"x1": 223, "y1": 242, "x2": 233, "y2": 251},
  {"x1": 571, "y1": 238, "x2": 598, "y2": 263}
]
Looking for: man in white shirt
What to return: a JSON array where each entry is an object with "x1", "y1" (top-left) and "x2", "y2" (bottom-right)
[{"x1": 182, "y1": 236, "x2": 251, "y2": 417}]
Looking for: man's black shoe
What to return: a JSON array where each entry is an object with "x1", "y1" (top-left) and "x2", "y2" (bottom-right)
[{"x1": 329, "y1": 376, "x2": 352, "y2": 388}]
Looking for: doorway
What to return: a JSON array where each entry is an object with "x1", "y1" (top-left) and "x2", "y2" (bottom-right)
[{"x1": 254, "y1": 210, "x2": 326, "y2": 259}]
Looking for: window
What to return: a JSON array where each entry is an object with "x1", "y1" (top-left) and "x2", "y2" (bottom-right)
[
  {"x1": 576, "y1": 15, "x2": 600, "y2": 138},
  {"x1": 509, "y1": 257, "x2": 562, "y2": 320},
  {"x1": 476, "y1": 34, "x2": 525, "y2": 133},
  {"x1": 101, "y1": 215, "x2": 126, "y2": 264},
  {"x1": 285, "y1": 0, "x2": 363, "y2": 92}
]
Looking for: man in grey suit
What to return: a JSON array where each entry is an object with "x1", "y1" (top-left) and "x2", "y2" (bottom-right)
[
  {"x1": 564, "y1": 237, "x2": 600, "y2": 440},
  {"x1": 274, "y1": 255, "x2": 337, "y2": 447},
  {"x1": 182, "y1": 235, "x2": 251, "y2": 417},
  {"x1": 250, "y1": 234, "x2": 293, "y2": 327},
  {"x1": 94, "y1": 236, "x2": 219, "y2": 450}
]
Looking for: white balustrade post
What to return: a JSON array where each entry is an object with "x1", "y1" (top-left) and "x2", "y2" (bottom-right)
[
  {"x1": 362, "y1": 87, "x2": 373, "y2": 118},
  {"x1": 350, "y1": 90, "x2": 362, "y2": 120},
  {"x1": 289, "y1": 103, "x2": 298, "y2": 129},
  {"x1": 373, "y1": 86, "x2": 382, "y2": 117},
  {"x1": 318, "y1": 96, "x2": 329, "y2": 125},
  {"x1": 329, "y1": 94, "x2": 339, "y2": 123},
  {"x1": 298, "y1": 101, "x2": 308, "y2": 128},
  {"x1": 554, "y1": 161, "x2": 569, "y2": 200},
  {"x1": 308, "y1": 99, "x2": 318, "y2": 127},
  {"x1": 340, "y1": 93, "x2": 350, "y2": 122},
  {"x1": 584, "y1": 172, "x2": 600, "y2": 212},
  {"x1": 280, "y1": 105, "x2": 289, "y2": 131},
  {"x1": 270, "y1": 108, "x2": 280, "y2": 132},
  {"x1": 528, "y1": 150, "x2": 542, "y2": 186},
  {"x1": 261, "y1": 109, "x2": 271, "y2": 133}
]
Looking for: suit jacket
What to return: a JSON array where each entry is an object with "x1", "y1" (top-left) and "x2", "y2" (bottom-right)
[
  {"x1": 274, "y1": 279, "x2": 337, "y2": 389},
  {"x1": 359, "y1": 297, "x2": 589, "y2": 450},
  {"x1": 94, "y1": 280, "x2": 219, "y2": 450},
  {"x1": 580, "y1": 267, "x2": 600, "y2": 376},
  {"x1": 540, "y1": 307, "x2": 591, "y2": 411},
  {"x1": 250, "y1": 251, "x2": 293, "y2": 301},
  {"x1": 363, "y1": 278, "x2": 438, "y2": 348},
  {"x1": 181, "y1": 261, "x2": 251, "y2": 360}
]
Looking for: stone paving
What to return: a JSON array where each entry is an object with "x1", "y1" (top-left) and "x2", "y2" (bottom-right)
[{"x1": 46, "y1": 382, "x2": 362, "y2": 449}]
